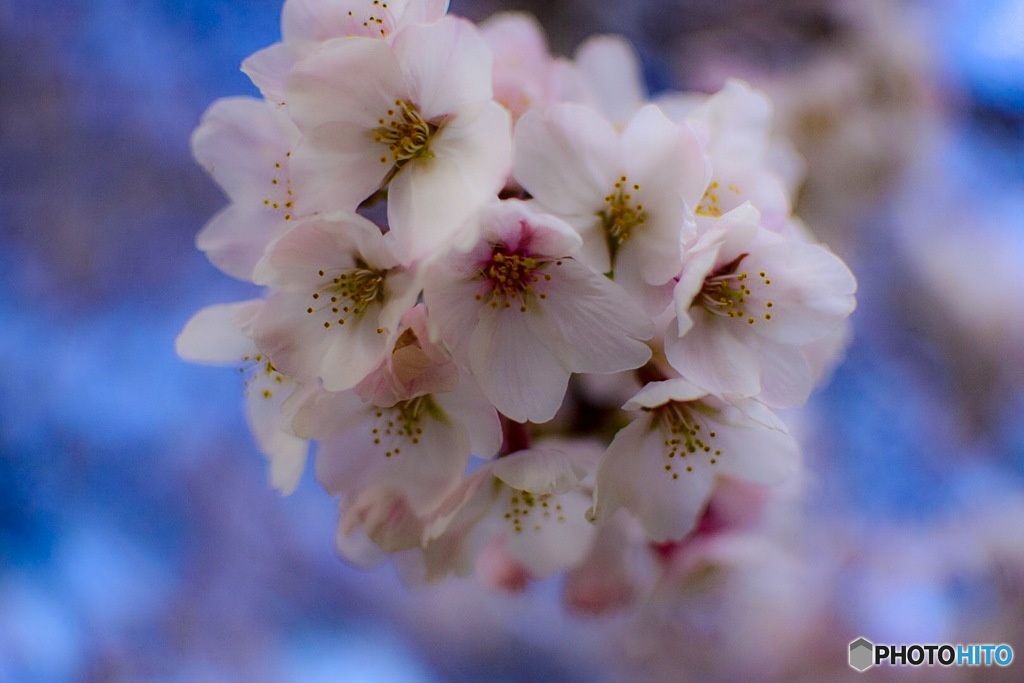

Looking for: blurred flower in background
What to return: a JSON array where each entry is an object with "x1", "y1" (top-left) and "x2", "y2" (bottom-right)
[{"x1": 2, "y1": 0, "x2": 1023, "y2": 680}]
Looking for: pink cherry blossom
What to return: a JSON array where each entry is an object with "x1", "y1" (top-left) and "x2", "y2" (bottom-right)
[
  {"x1": 423, "y1": 199, "x2": 653, "y2": 423},
  {"x1": 666, "y1": 203, "x2": 856, "y2": 406}
]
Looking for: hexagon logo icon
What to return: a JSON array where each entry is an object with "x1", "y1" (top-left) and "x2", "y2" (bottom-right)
[{"x1": 849, "y1": 637, "x2": 875, "y2": 672}]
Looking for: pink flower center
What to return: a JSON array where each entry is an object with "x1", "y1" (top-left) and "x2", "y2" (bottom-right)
[
  {"x1": 697, "y1": 253, "x2": 775, "y2": 325},
  {"x1": 478, "y1": 248, "x2": 557, "y2": 313}
]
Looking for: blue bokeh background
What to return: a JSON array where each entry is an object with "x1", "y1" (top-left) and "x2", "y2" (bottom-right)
[{"x1": 2, "y1": 0, "x2": 1024, "y2": 680}]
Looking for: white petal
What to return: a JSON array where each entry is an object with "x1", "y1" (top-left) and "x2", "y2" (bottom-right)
[
  {"x1": 664, "y1": 311, "x2": 762, "y2": 399},
  {"x1": 742, "y1": 234, "x2": 857, "y2": 346},
  {"x1": 386, "y1": 101, "x2": 511, "y2": 264},
  {"x1": 755, "y1": 340, "x2": 812, "y2": 408},
  {"x1": 422, "y1": 273, "x2": 487, "y2": 361},
  {"x1": 288, "y1": 121, "x2": 391, "y2": 215},
  {"x1": 241, "y1": 43, "x2": 294, "y2": 105},
  {"x1": 703, "y1": 400, "x2": 800, "y2": 486},
  {"x1": 513, "y1": 103, "x2": 617, "y2": 217},
  {"x1": 528, "y1": 258, "x2": 652, "y2": 373},
  {"x1": 287, "y1": 37, "x2": 405, "y2": 131},
  {"x1": 175, "y1": 300, "x2": 261, "y2": 363},
  {"x1": 245, "y1": 378, "x2": 310, "y2": 494},
  {"x1": 624, "y1": 378, "x2": 708, "y2": 410},
  {"x1": 490, "y1": 447, "x2": 590, "y2": 494},
  {"x1": 468, "y1": 306, "x2": 569, "y2": 423},
  {"x1": 191, "y1": 97, "x2": 300, "y2": 202},
  {"x1": 196, "y1": 204, "x2": 289, "y2": 282},
  {"x1": 393, "y1": 16, "x2": 493, "y2": 120},
  {"x1": 573, "y1": 34, "x2": 644, "y2": 124},
  {"x1": 433, "y1": 373, "x2": 502, "y2": 457}
]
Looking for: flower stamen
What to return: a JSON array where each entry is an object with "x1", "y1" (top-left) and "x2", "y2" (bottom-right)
[{"x1": 596, "y1": 176, "x2": 646, "y2": 266}]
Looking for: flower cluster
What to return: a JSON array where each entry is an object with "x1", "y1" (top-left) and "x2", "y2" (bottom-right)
[{"x1": 178, "y1": 0, "x2": 856, "y2": 607}]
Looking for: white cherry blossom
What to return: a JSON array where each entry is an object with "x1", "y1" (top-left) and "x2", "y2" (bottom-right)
[
  {"x1": 423, "y1": 200, "x2": 654, "y2": 423},
  {"x1": 666, "y1": 203, "x2": 856, "y2": 407},
  {"x1": 190, "y1": 98, "x2": 303, "y2": 282},
  {"x1": 588, "y1": 378, "x2": 800, "y2": 542},
  {"x1": 513, "y1": 102, "x2": 708, "y2": 308},
  {"x1": 243, "y1": 0, "x2": 449, "y2": 105},
  {"x1": 664, "y1": 79, "x2": 801, "y2": 231},
  {"x1": 252, "y1": 212, "x2": 418, "y2": 391},
  {"x1": 421, "y1": 446, "x2": 597, "y2": 580},
  {"x1": 295, "y1": 373, "x2": 501, "y2": 514},
  {"x1": 286, "y1": 16, "x2": 512, "y2": 263},
  {"x1": 175, "y1": 300, "x2": 315, "y2": 494}
]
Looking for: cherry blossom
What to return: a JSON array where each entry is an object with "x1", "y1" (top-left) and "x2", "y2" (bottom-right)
[
  {"x1": 664, "y1": 79, "x2": 802, "y2": 231},
  {"x1": 423, "y1": 200, "x2": 654, "y2": 423},
  {"x1": 513, "y1": 102, "x2": 708, "y2": 308},
  {"x1": 243, "y1": 0, "x2": 450, "y2": 105},
  {"x1": 666, "y1": 203, "x2": 856, "y2": 406},
  {"x1": 286, "y1": 16, "x2": 512, "y2": 263},
  {"x1": 251, "y1": 212, "x2": 418, "y2": 391},
  {"x1": 420, "y1": 446, "x2": 597, "y2": 580},
  {"x1": 190, "y1": 98, "x2": 303, "y2": 282},
  {"x1": 588, "y1": 378, "x2": 800, "y2": 542},
  {"x1": 293, "y1": 302, "x2": 501, "y2": 513}
]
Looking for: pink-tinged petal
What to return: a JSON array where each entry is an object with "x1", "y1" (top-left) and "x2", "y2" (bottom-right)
[
  {"x1": 191, "y1": 97, "x2": 300, "y2": 203},
  {"x1": 564, "y1": 513, "x2": 651, "y2": 615},
  {"x1": 291, "y1": 387, "x2": 371, "y2": 440},
  {"x1": 241, "y1": 43, "x2": 294, "y2": 105},
  {"x1": 490, "y1": 447, "x2": 590, "y2": 495},
  {"x1": 482, "y1": 200, "x2": 582, "y2": 259},
  {"x1": 527, "y1": 258, "x2": 652, "y2": 373},
  {"x1": 624, "y1": 378, "x2": 707, "y2": 410},
  {"x1": 175, "y1": 300, "x2": 261, "y2": 363},
  {"x1": 288, "y1": 121, "x2": 391, "y2": 215},
  {"x1": 386, "y1": 101, "x2": 511, "y2": 264},
  {"x1": 422, "y1": 274, "x2": 486, "y2": 361},
  {"x1": 664, "y1": 311, "x2": 761, "y2": 399},
  {"x1": 338, "y1": 488, "x2": 426, "y2": 555},
  {"x1": 196, "y1": 204, "x2": 290, "y2": 282},
  {"x1": 468, "y1": 306, "x2": 569, "y2": 423},
  {"x1": 392, "y1": 16, "x2": 493, "y2": 121},
  {"x1": 589, "y1": 417, "x2": 714, "y2": 541},
  {"x1": 573, "y1": 35, "x2": 644, "y2": 124},
  {"x1": 287, "y1": 37, "x2": 405, "y2": 131},
  {"x1": 513, "y1": 103, "x2": 617, "y2": 217},
  {"x1": 502, "y1": 487, "x2": 596, "y2": 577},
  {"x1": 755, "y1": 340, "x2": 812, "y2": 408},
  {"x1": 434, "y1": 373, "x2": 502, "y2": 457},
  {"x1": 704, "y1": 400, "x2": 800, "y2": 486}
]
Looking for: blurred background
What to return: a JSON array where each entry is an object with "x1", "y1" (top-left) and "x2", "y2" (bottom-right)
[{"x1": 2, "y1": 0, "x2": 1023, "y2": 680}]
